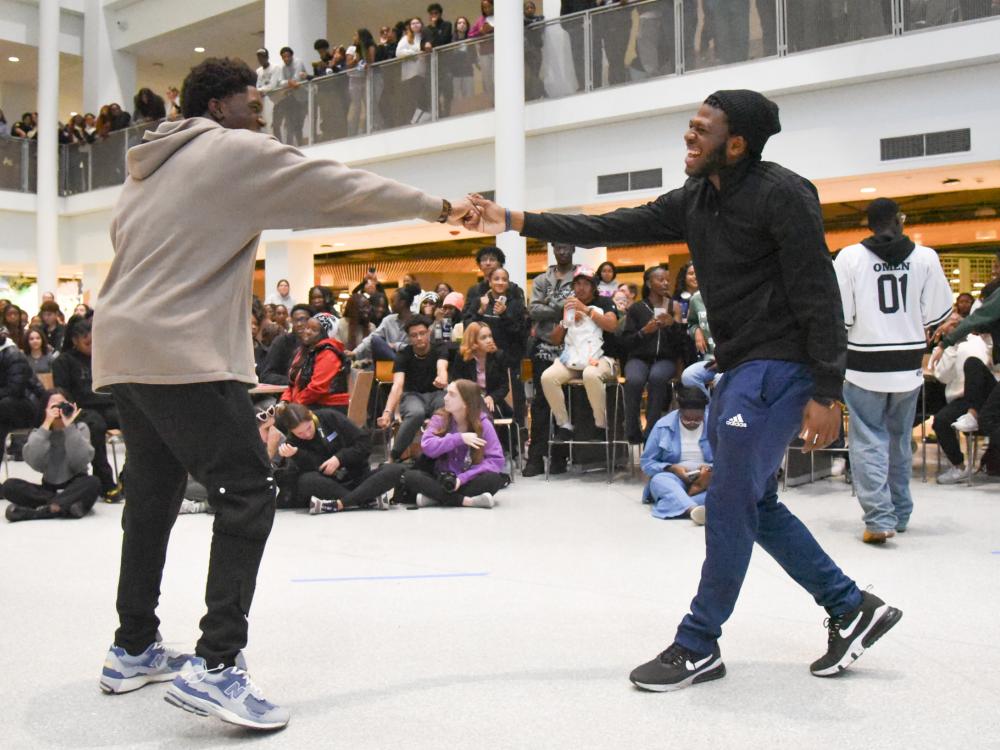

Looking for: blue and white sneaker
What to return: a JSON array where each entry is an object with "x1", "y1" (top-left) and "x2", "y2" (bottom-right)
[
  {"x1": 164, "y1": 656, "x2": 290, "y2": 731},
  {"x1": 100, "y1": 640, "x2": 191, "y2": 694}
]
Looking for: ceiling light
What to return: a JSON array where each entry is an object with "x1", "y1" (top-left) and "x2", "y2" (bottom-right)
[
  {"x1": 194, "y1": 46, "x2": 206, "y2": 53},
  {"x1": 334, "y1": 242, "x2": 346, "y2": 247},
  {"x1": 952, "y1": 268, "x2": 961, "y2": 274},
  {"x1": 7, "y1": 56, "x2": 20, "y2": 63},
  {"x1": 859, "y1": 187, "x2": 877, "y2": 194}
]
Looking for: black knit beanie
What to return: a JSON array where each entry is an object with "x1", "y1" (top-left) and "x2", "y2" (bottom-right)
[{"x1": 705, "y1": 89, "x2": 781, "y2": 156}]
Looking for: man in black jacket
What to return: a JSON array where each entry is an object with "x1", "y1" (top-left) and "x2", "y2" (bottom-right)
[
  {"x1": 0, "y1": 327, "x2": 42, "y2": 452},
  {"x1": 259, "y1": 304, "x2": 313, "y2": 385},
  {"x1": 467, "y1": 89, "x2": 901, "y2": 691}
]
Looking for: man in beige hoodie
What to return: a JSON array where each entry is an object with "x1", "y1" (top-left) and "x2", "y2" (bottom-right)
[{"x1": 93, "y1": 57, "x2": 475, "y2": 730}]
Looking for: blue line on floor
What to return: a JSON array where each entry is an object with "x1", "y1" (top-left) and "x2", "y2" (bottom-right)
[{"x1": 292, "y1": 572, "x2": 490, "y2": 583}]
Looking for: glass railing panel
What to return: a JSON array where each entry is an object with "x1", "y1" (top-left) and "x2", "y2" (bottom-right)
[
  {"x1": 312, "y1": 70, "x2": 355, "y2": 143},
  {"x1": 786, "y1": 0, "x2": 893, "y2": 53},
  {"x1": 0, "y1": 137, "x2": 29, "y2": 192},
  {"x1": 267, "y1": 85, "x2": 311, "y2": 147},
  {"x1": 61, "y1": 142, "x2": 90, "y2": 196},
  {"x1": 902, "y1": 0, "x2": 999, "y2": 30},
  {"x1": 589, "y1": 0, "x2": 676, "y2": 88},
  {"x1": 26, "y1": 139, "x2": 37, "y2": 193},
  {"x1": 523, "y1": 14, "x2": 587, "y2": 102},
  {"x1": 89, "y1": 128, "x2": 128, "y2": 190},
  {"x1": 437, "y1": 35, "x2": 495, "y2": 119},
  {"x1": 681, "y1": 0, "x2": 778, "y2": 71},
  {"x1": 371, "y1": 54, "x2": 434, "y2": 133}
]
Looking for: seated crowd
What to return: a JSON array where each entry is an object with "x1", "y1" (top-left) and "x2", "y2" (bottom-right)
[{"x1": 2, "y1": 240, "x2": 991, "y2": 524}]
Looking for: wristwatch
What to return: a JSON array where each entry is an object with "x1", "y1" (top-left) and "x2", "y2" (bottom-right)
[{"x1": 436, "y1": 198, "x2": 452, "y2": 223}]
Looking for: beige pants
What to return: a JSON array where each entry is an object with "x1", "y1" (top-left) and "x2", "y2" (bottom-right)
[{"x1": 541, "y1": 358, "x2": 616, "y2": 429}]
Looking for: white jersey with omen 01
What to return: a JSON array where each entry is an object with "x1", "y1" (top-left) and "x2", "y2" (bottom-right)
[{"x1": 834, "y1": 242, "x2": 953, "y2": 392}]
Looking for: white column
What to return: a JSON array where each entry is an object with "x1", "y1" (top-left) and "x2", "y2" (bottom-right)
[
  {"x1": 36, "y1": 0, "x2": 60, "y2": 304},
  {"x1": 494, "y1": 0, "x2": 528, "y2": 290},
  {"x1": 264, "y1": 242, "x2": 314, "y2": 306},
  {"x1": 265, "y1": 0, "x2": 327, "y2": 65},
  {"x1": 82, "y1": 0, "x2": 137, "y2": 114}
]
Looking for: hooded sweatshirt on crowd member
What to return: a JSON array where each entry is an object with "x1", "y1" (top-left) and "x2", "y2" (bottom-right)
[{"x1": 281, "y1": 313, "x2": 350, "y2": 409}]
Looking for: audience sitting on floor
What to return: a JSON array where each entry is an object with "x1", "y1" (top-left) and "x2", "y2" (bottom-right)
[
  {"x1": 275, "y1": 402, "x2": 402, "y2": 514},
  {"x1": 51, "y1": 313, "x2": 123, "y2": 502},
  {"x1": 541, "y1": 266, "x2": 620, "y2": 443},
  {"x1": 377, "y1": 315, "x2": 450, "y2": 462},
  {"x1": 280, "y1": 313, "x2": 350, "y2": 412},
  {"x1": 622, "y1": 265, "x2": 686, "y2": 444},
  {"x1": 640, "y1": 386, "x2": 712, "y2": 525},
  {"x1": 3, "y1": 389, "x2": 102, "y2": 522},
  {"x1": 401, "y1": 379, "x2": 506, "y2": 509}
]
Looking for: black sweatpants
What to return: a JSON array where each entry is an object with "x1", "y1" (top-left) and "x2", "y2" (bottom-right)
[
  {"x1": 110, "y1": 381, "x2": 275, "y2": 668},
  {"x1": 3, "y1": 473, "x2": 101, "y2": 515},
  {"x1": 297, "y1": 463, "x2": 405, "y2": 508},
  {"x1": 402, "y1": 469, "x2": 506, "y2": 507}
]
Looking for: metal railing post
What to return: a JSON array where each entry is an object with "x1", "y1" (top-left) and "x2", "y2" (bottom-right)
[
  {"x1": 307, "y1": 82, "x2": 315, "y2": 145},
  {"x1": 583, "y1": 11, "x2": 593, "y2": 91},
  {"x1": 674, "y1": 0, "x2": 685, "y2": 74},
  {"x1": 430, "y1": 49, "x2": 440, "y2": 121},
  {"x1": 21, "y1": 138, "x2": 30, "y2": 193},
  {"x1": 892, "y1": 0, "x2": 905, "y2": 35},
  {"x1": 777, "y1": 0, "x2": 788, "y2": 56},
  {"x1": 365, "y1": 66, "x2": 374, "y2": 135}
]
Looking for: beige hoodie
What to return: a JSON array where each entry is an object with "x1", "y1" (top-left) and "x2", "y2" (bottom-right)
[{"x1": 93, "y1": 118, "x2": 442, "y2": 390}]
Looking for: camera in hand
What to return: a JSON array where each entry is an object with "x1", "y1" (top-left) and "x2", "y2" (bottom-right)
[
  {"x1": 436, "y1": 471, "x2": 458, "y2": 492},
  {"x1": 58, "y1": 402, "x2": 76, "y2": 418}
]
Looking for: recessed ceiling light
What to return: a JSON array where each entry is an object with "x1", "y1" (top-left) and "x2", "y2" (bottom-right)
[
  {"x1": 194, "y1": 46, "x2": 206, "y2": 53},
  {"x1": 8, "y1": 56, "x2": 20, "y2": 63},
  {"x1": 859, "y1": 186, "x2": 877, "y2": 193},
  {"x1": 334, "y1": 242, "x2": 346, "y2": 247}
]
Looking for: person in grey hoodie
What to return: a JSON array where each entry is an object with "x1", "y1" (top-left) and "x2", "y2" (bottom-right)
[
  {"x1": 90, "y1": 57, "x2": 477, "y2": 727},
  {"x1": 3, "y1": 389, "x2": 100, "y2": 522}
]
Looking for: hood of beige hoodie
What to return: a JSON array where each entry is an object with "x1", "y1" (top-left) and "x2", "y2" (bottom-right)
[{"x1": 127, "y1": 117, "x2": 220, "y2": 181}]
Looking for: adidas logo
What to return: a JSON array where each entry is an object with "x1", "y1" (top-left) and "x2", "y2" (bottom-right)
[{"x1": 725, "y1": 414, "x2": 748, "y2": 428}]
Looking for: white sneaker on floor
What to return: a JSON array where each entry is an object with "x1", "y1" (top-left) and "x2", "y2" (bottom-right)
[
  {"x1": 830, "y1": 458, "x2": 846, "y2": 477},
  {"x1": 415, "y1": 493, "x2": 439, "y2": 508},
  {"x1": 936, "y1": 465, "x2": 968, "y2": 484},
  {"x1": 952, "y1": 413, "x2": 979, "y2": 433},
  {"x1": 178, "y1": 499, "x2": 209, "y2": 514},
  {"x1": 690, "y1": 505, "x2": 706, "y2": 525},
  {"x1": 467, "y1": 492, "x2": 495, "y2": 509}
]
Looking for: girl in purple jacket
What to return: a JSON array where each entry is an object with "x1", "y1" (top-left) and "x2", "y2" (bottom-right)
[{"x1": 403, "y1": 379, "x2": 507, "y2": 508}]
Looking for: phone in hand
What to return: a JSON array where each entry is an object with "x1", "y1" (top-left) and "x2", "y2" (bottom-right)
[{"x1": 685, "y1": 469, "x2": 701, "y2": 481}]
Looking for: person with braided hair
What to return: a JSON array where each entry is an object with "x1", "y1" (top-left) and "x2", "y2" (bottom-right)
[{"x1": 280, "y1": 312, "x2": 350, "y2": 413}]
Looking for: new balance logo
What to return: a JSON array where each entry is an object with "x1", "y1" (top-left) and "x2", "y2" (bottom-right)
[
  {"x1": 725, "y1": 414, "x2": 748, "y2": 428},
  {"x1": 224, "y1": 681, "x2": 247, "y2": 701}
]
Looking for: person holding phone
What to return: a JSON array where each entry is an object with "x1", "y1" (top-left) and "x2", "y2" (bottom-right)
[
  {"x1": 3, "y1": 389, "x2": 102, "y2": 522},
  {"x1": 640, "y1": 386, "x2": 713, "y2": 525}
]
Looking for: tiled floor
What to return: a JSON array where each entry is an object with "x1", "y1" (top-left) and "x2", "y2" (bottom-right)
[{"x1": 1, "y1": 454, "x2": 997, "y2": 749}]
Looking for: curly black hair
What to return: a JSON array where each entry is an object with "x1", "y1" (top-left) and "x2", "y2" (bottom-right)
[{"x1": 181, "y1": 57, "x2": 257, "y2": 119}]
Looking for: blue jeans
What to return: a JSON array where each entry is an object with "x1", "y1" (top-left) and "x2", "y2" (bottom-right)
[
  {"x1": 674, "y1": 360, "x2": 862, "y2": 655},
  {"x1": 624, "y1": 358, "x2": 675, "y2": 438},
  {"x1": 681, "y1": 360, "x2": 720, "y2": 399},
  {"x1": 649, "y1": 472, "x2": 705, "y2": 519},
  {"x1": 843, "y1": 382, "x2": 919, "y2": 533}
]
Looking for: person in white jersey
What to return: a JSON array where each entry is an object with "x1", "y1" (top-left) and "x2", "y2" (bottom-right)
[{"x1": 834, "y1": 198, "x2": 952, "y2": 544}]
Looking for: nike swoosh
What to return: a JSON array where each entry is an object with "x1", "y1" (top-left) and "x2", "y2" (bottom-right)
[{"x1": 840, "y1": 612, "x2": 863, "y2": 639}]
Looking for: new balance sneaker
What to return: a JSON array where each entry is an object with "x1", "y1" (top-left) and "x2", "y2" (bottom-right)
[
  {"x1": 810, "y1": 590, "x2": 902, "y2": 677},
  {"x1": 952, "y1": 413, "x2": 979, "y2": 433},
  {"x1": 936, "y1": 465, "x2": 967, "y2": 485},
  {"x1": 629, "y1": 642, "x2": 725, "y2": 692},
  {"x1": 309, "y1": 496, "x2": 341, "y2": 515},
  {"x1": 164, "y1": 657, "x2": 289, "y2": 730},
  {"x1": 100, "y1": 640, "x2": 191, "y2": 694},
  {"x1": 689, "y1": 505, "x2": 706, "y2": 526}
]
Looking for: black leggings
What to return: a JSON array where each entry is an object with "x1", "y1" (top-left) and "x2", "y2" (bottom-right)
[
  {"x1": 297, "y1": 464, "x2": 405, "y2": 508},
  {"x1": 402, "y1": 469, "x2": 506, "y2": 507},
  {"x1": 3, "y1": 473, "x2": 101, "y2": 516}
]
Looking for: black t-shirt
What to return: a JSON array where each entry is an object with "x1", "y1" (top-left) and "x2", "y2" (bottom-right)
[{"x1": 394, "y1": 344, "x2": 446, "y2": 394}]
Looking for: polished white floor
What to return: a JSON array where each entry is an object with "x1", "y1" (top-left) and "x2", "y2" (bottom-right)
[{"x1": 1, "y1": 453, "x2": 998, "y2": 749}]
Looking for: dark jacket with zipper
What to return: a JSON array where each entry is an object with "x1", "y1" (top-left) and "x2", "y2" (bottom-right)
[
  {"x1": 286, "y1": 409, "x2": 370, "y2": 480},
  {"x1": 623, "y1": 299, "x2": 687, "y2": 363},
  {"x1": 521, "y1": 157, "x2": 846, "y2": 400},
  {"x1": 52, "y1": 349, "x2": 115, "y2": 410},
  {"x1": 449, "y1": 353, "x2": 509, "y2": 405}
]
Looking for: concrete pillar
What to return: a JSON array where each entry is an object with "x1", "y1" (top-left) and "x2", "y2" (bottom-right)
[
  {"x1": 36, "y1": 0, "x2": 60, "y2": 305},
  {"x1": 494, "y1": 0, "x2": 528, "y2": 291},
  {"x1": 82, "y1": 0, "x2": 137, "y2": 114},
  {"x1": 264, "y1": 0, "x2": 327, "y2": 66},
  {"x1": 264, "y1": 242, "x2": 314, "y2": 306}
]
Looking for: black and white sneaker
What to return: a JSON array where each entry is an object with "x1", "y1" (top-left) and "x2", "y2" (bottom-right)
[
  {"x1": 810, "y1": 590, "x2": 902, "y2": 677},
  {"x1": 629, "y1": 642, "x2": 725, "y2": 692}
]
